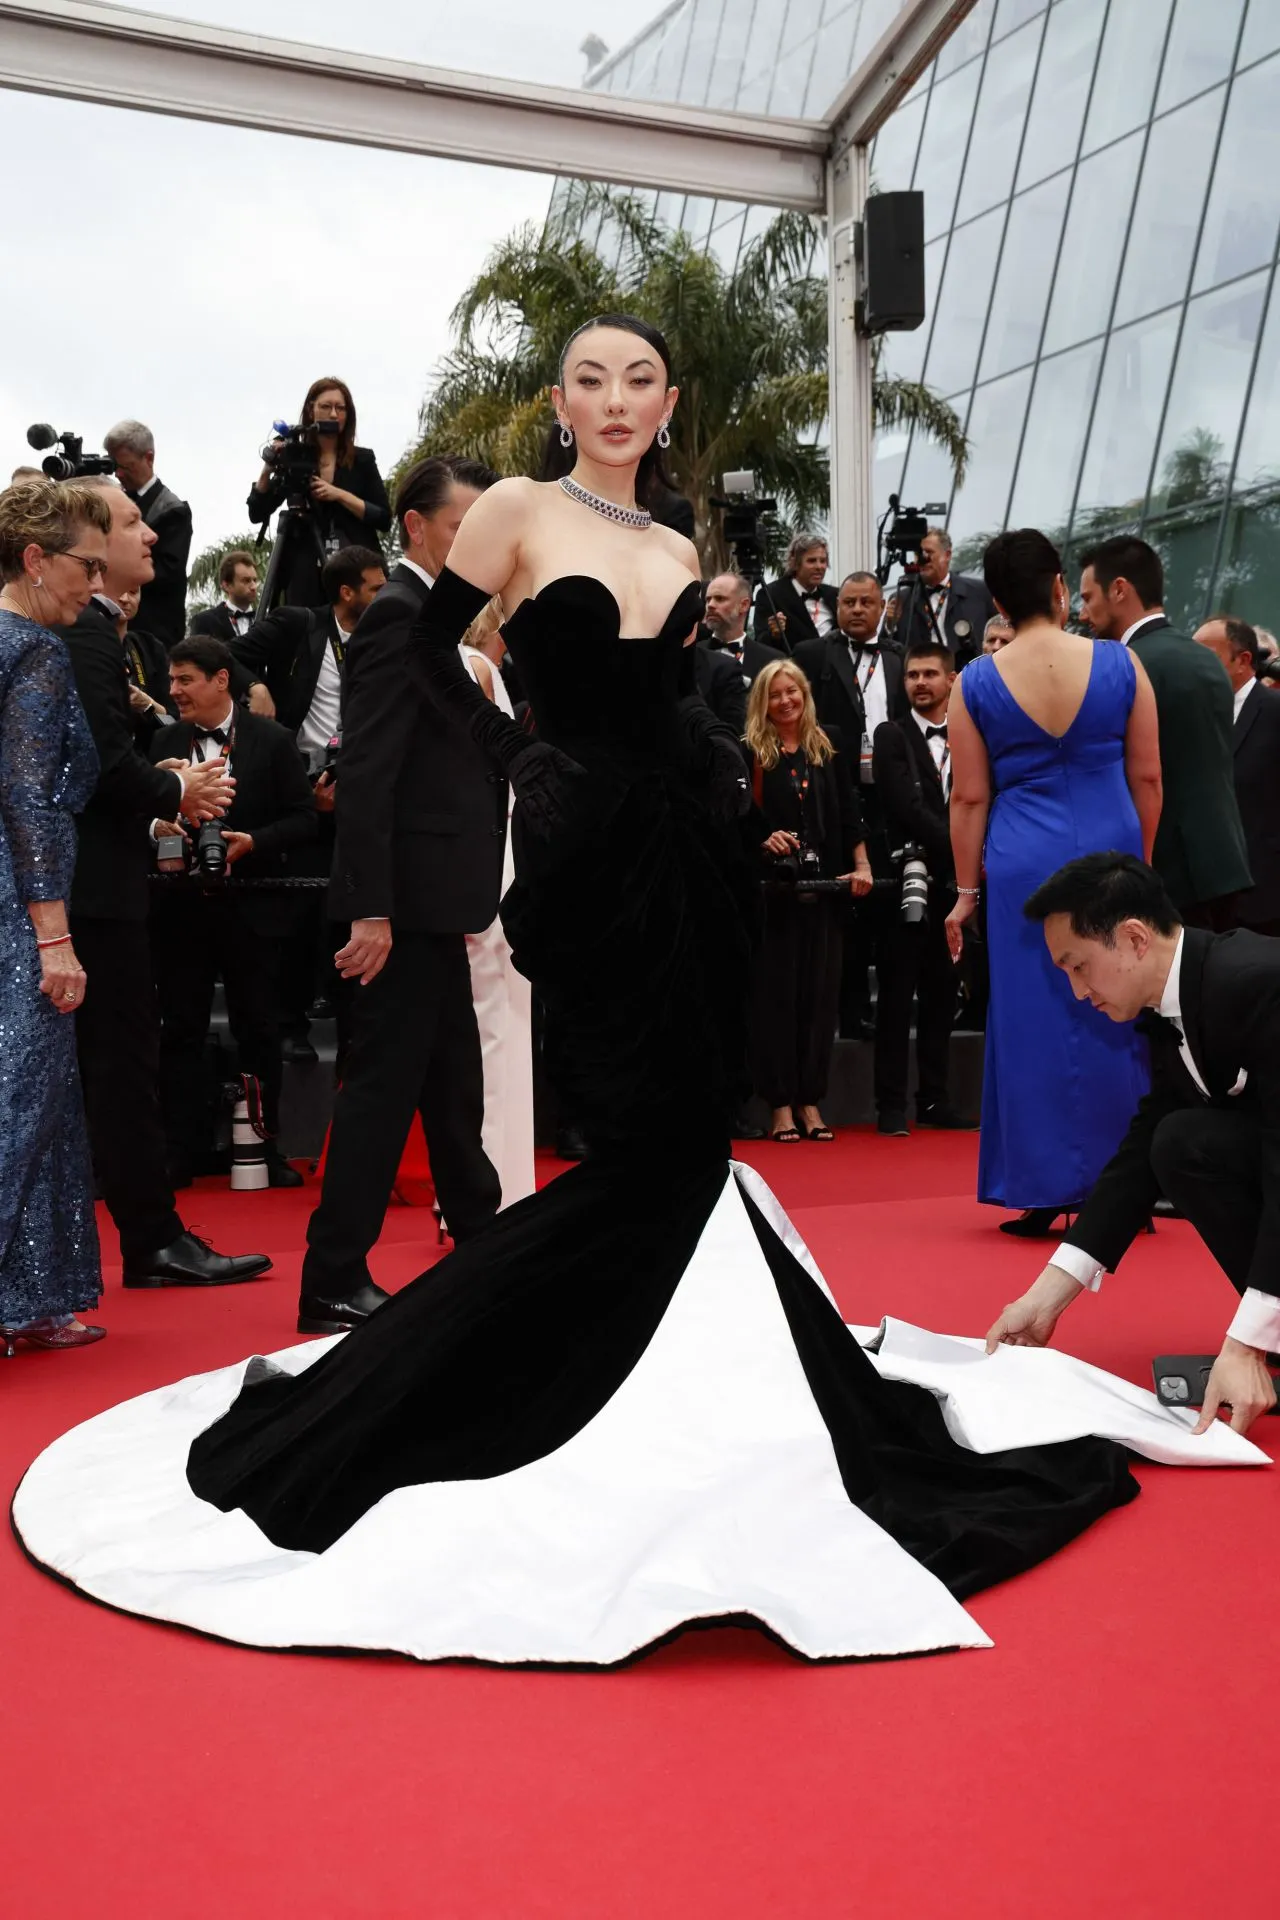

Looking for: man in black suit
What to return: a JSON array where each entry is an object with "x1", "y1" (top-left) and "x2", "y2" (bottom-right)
[
  {"x1": 871, "y1": 643, "x2": 972, "y2": 1136},
  {"x1": 105, "y1": 420, "x2": 192, "y2": 645},
  {"x1": 988, "y1": 852, "x2": 1280, "y2": 1435},
  {"x1": 58, "y1": 481, "x2": 270, "y2": 1289},
  {"x1": 148, "y1": 638, "x2": 317, "y2": 1187},
  {"x1": 298, "y1": 455, "x2": 504, "y2": 1334},
  {"x1": 703, "y1": 570, "x2": 782, "y2": 690},
  {"x1": 1080, "y1": 536, "x2": 1250, "y2": 929},
  {"x1": 794, "y1": 571, "x2": 906, "y2": 1040},
  {"x1": 189, "y1": 550, "x2": 260, "y2": 649},
  {"x1": 1195, "y1": 613, "x2": 1280, "y2": 937},
  {"x1": 898, "y1": 528, "x2": 995, "y2": 669},
  {"x1": 753, "y1": 533, "x2": 838, "y2": 652}
]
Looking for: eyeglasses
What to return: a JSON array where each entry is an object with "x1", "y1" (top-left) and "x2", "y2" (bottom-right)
[{"x1": 50, "y1": 549, "x2": 109, "y2": 582}]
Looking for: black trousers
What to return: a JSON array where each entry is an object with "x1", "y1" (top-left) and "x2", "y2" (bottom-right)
[
  {"x1": 873, "y1": 893, "x2": 955, "y2": 1116},
  {"x1": 150, "y1": 890, "x2": 284, "y2": 1169},
  {"x1": 1150, "y1": 1108, "x2": 1266, "y2": 1298},
  {"x1": 301, "y1": 928, "x2": 500, "y2": 1301},
  {"x1": 750, "y1": 894, "x2": 842, "y2": 1109},
  {"x1": 71, "y1": 915, "x2": 184, "y2": 1262}
]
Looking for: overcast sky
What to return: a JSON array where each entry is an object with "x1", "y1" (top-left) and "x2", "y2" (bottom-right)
[{"x1": 1, "y1": 0, "x2": 651, "y2": 564}]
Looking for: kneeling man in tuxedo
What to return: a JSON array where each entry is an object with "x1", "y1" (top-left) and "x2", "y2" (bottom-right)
[{"x1": 987, "y1": 851, "x2": 1280, "y2": 1434}]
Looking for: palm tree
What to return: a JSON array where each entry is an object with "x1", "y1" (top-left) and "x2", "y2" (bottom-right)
[{"x1": 405, "y1": 184, "x2": 968, "y2": 571}]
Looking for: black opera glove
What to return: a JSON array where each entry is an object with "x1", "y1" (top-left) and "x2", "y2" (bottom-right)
[
  {"x1": 410, "y1": 566, "x2": 585, "y2": 836},
  {"x1": 673, "y1": 652, "x2": 751, "y2": 822}
]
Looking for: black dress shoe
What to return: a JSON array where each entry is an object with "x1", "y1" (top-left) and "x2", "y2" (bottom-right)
[
  {"x1": 998, "y1": 1207, "x2": 1076, "y2": 1238},
  {"x1": 916, "y1": 1103, "x2": 980, "y2": 1131},
  {"x1": 267, "y1": 1156, "x2": 304, "y2": 1189},
  {"x1": 554, "y1": 1125, "x2": 591, "y2": 1161},
  {"x1": 877, "y1": 1111, "x2": 910, "y2": 1137},
  {"x1": 281, "y1": 1034, "x2": 319, "y2": 1064},
  {"x1": 123, "y1": 1231, "x2": 272, "y2": 1288},
  {"x1": 297, "y1": 1281, "x2": 392, "y2": 1335}
]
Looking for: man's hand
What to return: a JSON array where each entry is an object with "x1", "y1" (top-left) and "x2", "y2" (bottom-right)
[
  {"x1": 221, "y1": 830, "x2": 254, "y2": 865},
  {"x1": 1194, "y1": 1337, "x2": 1277, "y2": 1436},
  {"x1": 985, "y1": 1263, "x2": 1085, "y2": 1353},
  {"x1": 336, "y1": 918, "x2": 391, "y2": 986},
  {"x1": 179, "y1": 760, "x2": 235, "y2": 824},
  {"x1": 247, "y1": 681, "x2": 276, "y2": 719},
  {"x1": 313, "y1": 771, "x2": 336, "y2": 814},
  {"x1": 767, "y1": 613, "x2": 788, "y2": 643},
  {"x1": 128, "y1": 683, "x2": 163, "y2": 717}
]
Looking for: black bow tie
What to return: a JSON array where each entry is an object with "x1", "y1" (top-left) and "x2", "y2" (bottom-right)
[
  {"x1": 195, "y1": 724, "x2": 228, "y2": 744},
  {"x1": 925, "y1": 724, "x2": 948, "y2": 740},
  {"x1": 723, "y1": 639, "x2": 744, "y2": 656},
  {"x1": 849, "y1": 637, "x2": 877, "y2": 653}
]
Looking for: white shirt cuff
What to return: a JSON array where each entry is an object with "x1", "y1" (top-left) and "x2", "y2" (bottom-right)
[
  {"x1": 1226, "y1": 1288, "x2": 1280, "y2": 1353},
  {"x1": 1052, "y1": 1242, "x2": 1105, "y2": 1291}
]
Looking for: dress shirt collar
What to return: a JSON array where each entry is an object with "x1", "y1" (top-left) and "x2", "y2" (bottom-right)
[
  {"x1": 222, "y1": 599, "x2": 253, "y2": 619},
  {"x1": 1157, "y1": 928, "x2": 1186, "y2": 1025},
  {"x1": 400, "y1": 557, "x2": 435, "y2": 591},
  {"x1": 1119, "y1": 612, "x2": 1164, "y2": 648},
  {"x1": 93, "y1": 589, "x2": 123, "y2": 620},
  {"x1": 196, "y1": 702, "x2": 236, "y2": 737},
  {"x1": 136, "y1": 474, "x2": 160, "y2": 499},
  {"x1": 1234, "y1": 677, "x2": 1258, "y2": 722},
  {"x1": 930, "y1": 574, "x2": 952, "y2": 598},
  {"x1": 910, "y1": 706, "x2": 947, "y2": 737}
]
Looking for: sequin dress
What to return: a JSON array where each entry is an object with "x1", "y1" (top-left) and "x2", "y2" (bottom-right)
[{"x1": 0, "y1": 609, "x2": 101, "y2": 1327}]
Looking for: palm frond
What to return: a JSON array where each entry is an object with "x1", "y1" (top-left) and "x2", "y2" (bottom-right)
[{"x1": 873, "y1": 377, "x2": 970, "y2": 486}]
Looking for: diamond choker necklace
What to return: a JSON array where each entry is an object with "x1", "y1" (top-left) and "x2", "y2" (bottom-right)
[{"x1": 559, "y1": 474, "x2": 652, "y2": 530}]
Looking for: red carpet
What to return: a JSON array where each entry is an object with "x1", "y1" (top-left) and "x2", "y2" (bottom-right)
[{"x1": 4, "y1": 1134, "x2": 1275, "y2": 1918}]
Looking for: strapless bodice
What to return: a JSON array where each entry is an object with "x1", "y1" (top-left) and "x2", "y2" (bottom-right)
[{"x1": 502, "y1": 574, "x2": 703, "y2": 756}]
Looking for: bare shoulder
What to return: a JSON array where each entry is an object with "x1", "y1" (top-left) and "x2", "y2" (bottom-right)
[
  {"x1": 471, "y1": 475, "x2": 537, "y2": 526},
  {"x1": 649, "y1": 522, "x2": 701, "y2": 581}
]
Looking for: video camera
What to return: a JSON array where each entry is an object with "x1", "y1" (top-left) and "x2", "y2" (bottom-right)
[
  {"x1": 711, "y1": 469, "x2": 777, "y2": 588},
  {"x1": 26, "y1": 423, "x2": 115, "y2": 481},
  {"x1": 261, "y1": 417, "x2": 341, "y2": 504},
  {"x1": 875, "y1": 493, "x2": 946, "y2": 589}
]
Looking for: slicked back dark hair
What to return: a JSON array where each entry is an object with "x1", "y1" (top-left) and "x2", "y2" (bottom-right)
[
  {"x1": 1078, "y1": 535, "x2": 1164, "y2": 610},
  {"x1": 983, "y1": 528, "x2": 1063, "y2": 626},
  {"x1": 1023, "y1": 852, "x2": 1180, "y2": 940},
  {"x1": 171, "y1": 634, "x2": 234, "y2": 679},
  {"x1": 321, "y1": 544, "x2": 386, "y2": 602},
  {"x1": 540, "y1": 311, "x2": 677, "y2": 507},
  {"x1": 445, "y1": 454, "x2": 501, "y2": 492}
]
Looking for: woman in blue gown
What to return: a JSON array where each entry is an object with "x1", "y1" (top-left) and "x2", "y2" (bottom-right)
[
  {"x1": 945, "y1": 529, "x2": 1162, "y2": 1234},
  {"x1": 0, "y1": 482, "x2": 108, "y2": 1353}
]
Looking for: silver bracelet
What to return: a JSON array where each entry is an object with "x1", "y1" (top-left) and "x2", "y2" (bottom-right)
[{"x1": 956, "y1": 885, "x2": 981, "y2": 897}]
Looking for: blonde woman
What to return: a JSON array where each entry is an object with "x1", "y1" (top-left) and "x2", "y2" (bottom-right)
[{"x1": 746, "y1": 660, "x2": 873, "y2": 1142}]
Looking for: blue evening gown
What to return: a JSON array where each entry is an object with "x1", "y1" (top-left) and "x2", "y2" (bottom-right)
[
  {"x1": 0, "y1": 609, "x2": 101, "y2": 1327},
  {"x1": 962, "y1": 641, "x2": 1149, "y2": 1209}
]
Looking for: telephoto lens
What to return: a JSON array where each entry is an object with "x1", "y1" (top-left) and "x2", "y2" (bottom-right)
[
  {"x1": 194, "y1": 819, "x2": 228, "y2": 880},
  {"x1": 900, "y1": 845, "x2": 929, "y2": 923}
]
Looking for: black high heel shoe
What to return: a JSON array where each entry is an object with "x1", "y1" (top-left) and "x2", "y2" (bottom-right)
[{"x1": 998, "y1": 1207, "x2": 1078, "y2": 1239}]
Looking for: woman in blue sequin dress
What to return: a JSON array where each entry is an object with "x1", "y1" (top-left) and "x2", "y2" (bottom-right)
[{"x1": 0, "y1": 482, "x2": 110, "y2": 1354}]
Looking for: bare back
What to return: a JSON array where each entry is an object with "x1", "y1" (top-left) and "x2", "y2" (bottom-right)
[
  {"x1": 990, "y1": 622, "x2": 1098, "y2": 739},
  {"x1": 447, "y1": 476, "x2": 701, "y2": 642}
]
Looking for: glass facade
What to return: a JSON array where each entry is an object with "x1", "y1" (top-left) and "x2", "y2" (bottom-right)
[{"x1": 559, "y1": 0, "x2": 1280, "y2": 630}]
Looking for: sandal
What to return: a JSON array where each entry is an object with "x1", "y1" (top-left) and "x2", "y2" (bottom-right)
[
  {"x1": 769, "y1": 1126, "x2": 803, "y2": 1143},
  {"x1": 803, "y1": 1125, "x2": 835, "y2": 1142}
]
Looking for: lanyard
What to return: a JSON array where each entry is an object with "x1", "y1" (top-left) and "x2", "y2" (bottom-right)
[
  {"x1": 785, "y1": 752, "x2": 810, "y2": 813},
  {"x1": 126, "y1": 638, "x2": 146, "y2": 687},
  {"x1": 190, "y1": 712, "x2": 235, "y2": 768},
  {"x1": 852, "y1": 644, "x2": 880, "y2": 692}
]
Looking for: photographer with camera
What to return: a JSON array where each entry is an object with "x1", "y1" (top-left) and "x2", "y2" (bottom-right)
[
  {"x1": 148, "y1": 636, "x2": 316, "y2": 1188},
  {"x1": 248, "y1": 378, "x2": 390, "y2": 610},
  {"x1": 871, "y1": 642, "x2": 974, "y2": 1137},
  {"x1": 57, "y1": 480, "x2": 270, "y2": 1291},
  {"x1": 744, "y1": 660, "x2": 872, "y2": 1144},
  {"x1": 899, "y1": 527, "x2": 996, "y2": 669}
]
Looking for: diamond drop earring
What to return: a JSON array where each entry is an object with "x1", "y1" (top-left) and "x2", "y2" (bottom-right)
[
  {"x1": 559, "y1": 425, "x2": 574, "y2": 448},
  {"x1": 657, "y1": 423, "x2": 671, "y2": 449}
]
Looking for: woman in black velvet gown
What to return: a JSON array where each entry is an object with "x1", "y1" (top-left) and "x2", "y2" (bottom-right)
[{"x1": 12, "y1": 317, "x2": 1155, "y2": 1666}]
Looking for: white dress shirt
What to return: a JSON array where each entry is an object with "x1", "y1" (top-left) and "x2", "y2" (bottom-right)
[
  {"x1": 852, "y1": 638, "x2": 889, "y2": 783},
  {"x1": 1118, "y1": 612, "x2": 1165, "y2": 648},
  {"x1": 1233, "y1": 677, "x2": 1257, "y2": 724},
  {"x1": 135, "y1": 474, "x2": 160, "y2": 501},
  {"x1": 222, "y1": 599, "x2": 255, "y2": 637},
  {"x1": 911, "y1": 705, "x2": 951, "y2": 799},
  {"x1": 1054, "y1": 930, "x2": 1277, "y2": 1351},
  {"x1": 802, "y1": 590, "x2": 833, "y2": 637},
  {"x1": 297, "y1": 620, "x2": 348, "y2": 764}
]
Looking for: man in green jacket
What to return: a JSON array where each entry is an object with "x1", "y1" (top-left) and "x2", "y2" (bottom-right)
[{"x1": 1079, "y1": 535, "x2": 1250, "y2": 928}]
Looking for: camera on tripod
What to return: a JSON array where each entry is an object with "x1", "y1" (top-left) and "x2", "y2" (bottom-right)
[
  {"x1": 261, "y1": 417, "x2": 340, "y2": 505},
  {"x1": 875, "y1": 493, "x2": 947, "y2": 588},
  {"x1": 711, "y1": 470, "x2": 777, "y2": 588},
  {"x1": 26, "y1": 423, "x2": 115, "y2": 481}
]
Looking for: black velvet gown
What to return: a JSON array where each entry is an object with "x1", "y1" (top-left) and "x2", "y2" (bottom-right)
[{"x1": 12, "y1": 572, "x2": 1154, "y2": 1666}]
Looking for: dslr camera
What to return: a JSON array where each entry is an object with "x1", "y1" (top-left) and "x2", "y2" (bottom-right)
[
  {"x1": 27, "y1": 423, "x2": 115, "y2": 481},
  {"x1": 895, "y1": 842, "x2": 929, "y2": 924}
]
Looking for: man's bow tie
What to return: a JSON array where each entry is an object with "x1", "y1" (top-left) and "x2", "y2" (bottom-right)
[
  {"x1": 195, "y1": 724, "x2": 228, "y2": 744},
  {"x1": 723, "y1": 639, "x2": 744, "y2": 656},
  {"x1": 849, "y1": 636, "x2": 878, "y2": 652},
  {"x1": 925, "y1": 724, "x2": 948, "y2": 740}
]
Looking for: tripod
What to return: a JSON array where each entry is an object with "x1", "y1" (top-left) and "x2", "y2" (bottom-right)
[
  {"x1": 891, "y1": 563, "x2": 947, "y2": 653},
  {"x1": 255, "y1": 501, "x2": 329, "y2": 614}
]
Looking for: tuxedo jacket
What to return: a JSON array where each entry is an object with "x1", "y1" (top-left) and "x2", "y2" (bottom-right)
[
  {"x1": 58, "y1": 599, "x2": 185, "y2": 921},
  {"x1": 1070, "y1": 929, "x2": 1280, "y2": 1298},
  {"x1": 791, "y1": 633, "x2": 907, "y2": 752},
  {"x1": 871, "y1": 716, "x2": 953, "y2": 885},
  {"x1": 232, "y1": 604, "x2": 348, "y2": 738},
  {"x1": 332, "y1": 563, "x2": 506, "y2": 933},
  {"x1": 1127, "y1": 617, "x2": 1251, "y2": 910},
  {"x1": 149, "y1": 709, "x2": 316, "y2": 936},
  {"x1": 190, "y1": 602, "x2": 250, "y2": 645},
  {"x1": 752, "y1": 576, "x2": 838, "y2": 652},
  {"x1": 1231, "y1": 680, "x2": 1280, "y2": 926},
  {"x1": 129, "y1": 479, "x2": 192, "y2": 645},
  {"x1": 901, "y1": 572, "x2": 994, "y2": 668},
  {"x1": 692, "y1": 642, "x2": 748, "y2": 738}
]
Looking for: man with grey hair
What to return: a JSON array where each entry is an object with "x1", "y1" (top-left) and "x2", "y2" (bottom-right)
[
  {"x1": 753, "y1": 531, "x2": 838, "y2": 652},
  {"x1": 982, "y1": 612, "x2": 1014, "y2": 653},
  {"x1": 900, "y1": 525, "x2": 995, "y2": 668},
  {"x1": 703, "y1": 569, "x2": 783, "y2": 686},
  {"x1": 104, "y1": 418, "x2": 192, "y2": 643}
]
